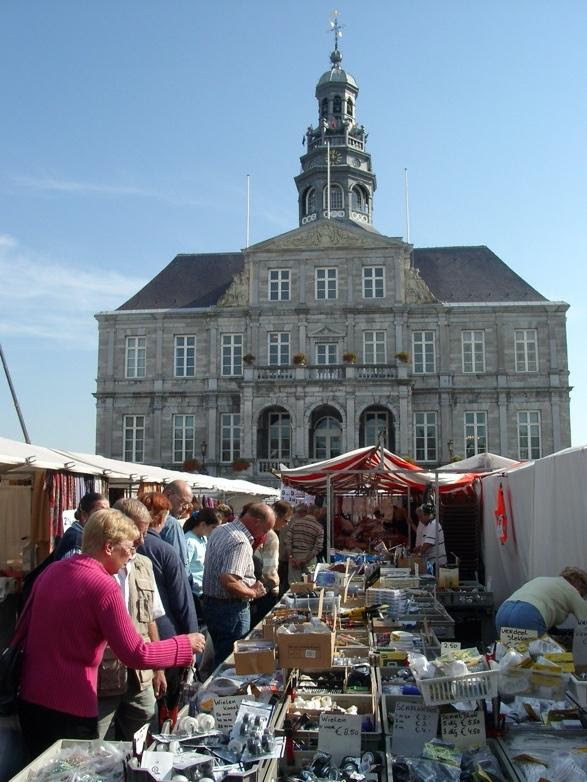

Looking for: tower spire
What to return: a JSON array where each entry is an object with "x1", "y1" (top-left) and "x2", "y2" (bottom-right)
[{"x1": 329, "y1": 10, "x2": 344, "y2": 60}]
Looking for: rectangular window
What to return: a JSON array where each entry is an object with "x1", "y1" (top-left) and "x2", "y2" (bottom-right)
[
  {"x1": 125, "y1": 336, "x2": 146, "y2": 378},
  {"x1": 362, "y1": 266, "x2": 385, "y2": 298},
  {"x1": 414, "y1": 411, "x2": 437, "y2": 463},
  {"x1": 462, "y1": 330, "x2": 486, "y2": 373},
  {"x1": 268, "y1": 332, "x2": 290, "y2": 365},
  {"x1": 174, "y1": 335, "x2": 196, "y2": 377},
  {"x1": 464, "y1": 411, "x2": 488, "y2": 458},
  {"x1": 123, "y1": 415, "x2": 145, "y2": 462},
  {"x1": 412, "y1": 331, "x2": 436, "y2": 374},
  {"x1": 316, "y1": 343, "x2": 337, "y2": 365},
  {"x1": 517, "y1": 411, "x2": 542, "y2": 460},
  {"x1": 315, "y1": 267, "x2": 338, "y2": 300},
  {"x1": 220, "y1": 413, "x2": 241, "y2": 462},
  {"x1": 363, "y1": 331, "x2": 386, "y2": 364},
  {"x1": 172, "y1": 414, "x2": 195, "y2": 464},
  {"x1": 515, "y1": 329, "x2": 538, "y2": 372},
  {"x1": 221, "y1": 334, "x2": 243, "y2": 376},
  {"x1": 268, "y1": 269, "x2": 290, "y2": 301}
]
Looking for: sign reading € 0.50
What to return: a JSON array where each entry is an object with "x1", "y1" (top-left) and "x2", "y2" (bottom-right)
[{"x1": 318, "y1": 712, "x2": 362, "y2": 763}]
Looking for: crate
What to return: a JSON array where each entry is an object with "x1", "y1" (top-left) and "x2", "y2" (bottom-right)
[
  {"x1": 9, "y1": 740, "x2": 131, "y2": 782},
  {"x1": 376, "y1": 667, "x2": 424, "y2": 734},
  {"x1": 498, "y1": 667, "x2": 570, "y2": 701},
  {"x1": 414, "y1": 668, "x2": 498, "y2": 706},
  {"x1": 568, "y1": 674, "x2": 587, "y2": 707}
]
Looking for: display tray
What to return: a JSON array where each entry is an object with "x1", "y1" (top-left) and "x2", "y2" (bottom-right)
[
  {"x1": 8, "y1": 740, "x2": 131, "y2": 782},
  {"x1": 272, "y1": 749, "x2": 388, "y2": 782},
  {"x1": 376, "y1": 666, "x2": 424, "y2": 734},
  {"x1": 496, "y1": 728, "x2": 587, "y2": 782}
]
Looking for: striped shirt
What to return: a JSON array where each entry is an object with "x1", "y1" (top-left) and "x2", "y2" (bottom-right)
[
  {"x1": 283, "y1": 514, "x2": 324, "y2": 563},
  {"x1": 202, "y1": 519, "x2": 256, "y2": 599}
]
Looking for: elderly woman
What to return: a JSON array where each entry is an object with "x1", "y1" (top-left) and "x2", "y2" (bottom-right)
[
  {"x1": 14, "y1": 509, "x2": 205, "y2": 759},
  {"x1": 496, "y1": 567, "x2": 587, "y2": 636}
]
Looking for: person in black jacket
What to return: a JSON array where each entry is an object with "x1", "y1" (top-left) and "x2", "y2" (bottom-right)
[
  {"x1": 138, "y1": 492, "x2": 198, "y2": 728},
  {"x1": 54, "y1": 493, "x2": 110, "y2": 560}
]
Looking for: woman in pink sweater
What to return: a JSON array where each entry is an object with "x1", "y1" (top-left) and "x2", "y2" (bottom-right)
[{"x1": 14, "y1": 509, "x2": 205, "y2": 759}]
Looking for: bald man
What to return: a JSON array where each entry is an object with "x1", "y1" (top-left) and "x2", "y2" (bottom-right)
[
  {"x1": 160, "y1": 480, "x2": 193, "y2": 579},
  {"x1": 202, "y1": 503, "x2": 276, "y2": 667}
]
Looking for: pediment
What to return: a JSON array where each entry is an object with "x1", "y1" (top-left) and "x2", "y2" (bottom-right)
[
  {"x1": 307, "y1": 324, "x2": 347, "y2": 338},
  {"x1": 247, "y1": 220, "x2": 405, "y2": 254}
]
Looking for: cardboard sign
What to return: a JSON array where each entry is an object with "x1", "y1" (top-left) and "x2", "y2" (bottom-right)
[
  {"x1": 441, "y1": 710, "x2": 486, "y2": 750},
  {"x1": 318, "y1": 712, "x2": 362, "y2": 764},
  {"x1": 140, "y1": 751, "x2": 175, "y2": 780},
  {"x1": 573, "y1": 620, "x2": 587, "y2": 670},
  {"x1": 213, "y1": 695, "x2": 245, "y2": 731},
  {"x1": 441, "y1": 642, "x2": 462, "y2": 655},
  {"x1": 391, "y1": 702, "x2": 439, "y2": 756},
  {"x1": 500, "y1": 627, "x2": 538, "y2": 645},
  {"x1": 133, "y1": 722, "x2": 150, "y2": 756}
]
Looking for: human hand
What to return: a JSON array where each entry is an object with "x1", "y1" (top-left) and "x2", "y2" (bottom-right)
[
  {"x1": 152, "y1": 670, "x2": 167, "y2": 698},
  {"x1": 252, "y1": 580, "x2": 267, "y2": 598},
  {"x1": 188, "y1": 632, "x2": 206, "y2": 653}
]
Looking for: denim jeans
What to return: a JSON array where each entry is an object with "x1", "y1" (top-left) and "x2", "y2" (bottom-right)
[
  {"x1": 203, "y1": 598, "x2": 250, "y2": 668},
  {"x1": 495, "y1": 600, "x2": 547, "y2": 636}
]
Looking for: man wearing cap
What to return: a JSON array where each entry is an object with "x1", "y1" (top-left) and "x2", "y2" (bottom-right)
[{"x1": 414, "y1": 503, "x2": 447, "y2": 570}]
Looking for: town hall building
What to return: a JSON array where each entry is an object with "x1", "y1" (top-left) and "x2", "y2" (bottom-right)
[{"x1": 95, "y1": 38, "x2": 571, "y2": 482}]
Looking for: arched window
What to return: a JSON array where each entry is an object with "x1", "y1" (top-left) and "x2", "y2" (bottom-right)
[
  {"x1": 323, "y1": 184, "x2": 344, "y2": 210},
  {"x1": 352, "y1": 186, "x2": 368, "y2": 214},
  {"x1": 321, "y1": 98, "x2": 328, "y2": 118},
  {"x1": 346, "y1": 98, "x2": 353, "y2": 116},
  {"x1": 359, "y1": 406, "x2": 395, "y2": 450},
  {"x1": 305, "y1": 187, "x2": 316, "y2": 215},
  {"x1": 333, "y1": 95, "x2": 342, "y2": 115},
  {"x1": 313, "y1": 416, "x2": 342, "y2": 459}
]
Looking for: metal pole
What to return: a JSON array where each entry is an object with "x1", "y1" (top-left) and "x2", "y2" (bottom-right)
[
  {"x1": 434, "y1": 470, "x2": 440, "y2": 576},
  {"x1": 326, "y1": 474, "x2": 332, "y2": 560},
  {"x1": 326, "y1": 141, "x2": 331, "y2": 219},
  {"x1": 0, "y1": 342, "x2": 31, "y2": 443},
  {"x1": 246, "y1": 174, "x2": 251, "y2": 248}
]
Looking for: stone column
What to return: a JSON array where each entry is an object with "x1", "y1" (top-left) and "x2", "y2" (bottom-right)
[
  {"x1": 498, "y1": 389, "x2": 508, "y2": 456},
  {"x1": 399, "y1": 385, "x2": 410, "y2": 454},
  {"x1": 345, "y1": 394, "x2": 356, "y2": 451}
]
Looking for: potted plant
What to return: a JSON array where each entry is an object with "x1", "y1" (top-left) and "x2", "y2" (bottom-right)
[
  {"x1": 182, "y1": 458, "x2": 202, "y2": 473},
  {"x1": 243, "y1": 353, "x2": 255, "y2": 366},
  {"x1": 231, "y1": 457, "x2": 250, "y2": 472},
  {"x1": 395, "y1": 351, "x2": 410, "y2": 363},
  {"x1": 293, "y1": 352, "x2": 307, "y2": 366},
  {"x1": 342, "y1": 351, "x2": 358, "y2": 364}
]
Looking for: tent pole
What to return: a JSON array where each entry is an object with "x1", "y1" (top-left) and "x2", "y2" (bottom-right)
[
  {"x1": 326, "y1": 474, "x2": 332, "y2": 561},
  {"x1": 407, "y1": 486, "x2": 412, "y2": 548},
  {"x1": 435, "y1": 469, "x2": 440, "y2": 577}
]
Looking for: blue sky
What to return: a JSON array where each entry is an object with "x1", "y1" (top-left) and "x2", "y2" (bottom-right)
[{"x1": 1, "y1": 1, "x2": 586, "y2": 452}]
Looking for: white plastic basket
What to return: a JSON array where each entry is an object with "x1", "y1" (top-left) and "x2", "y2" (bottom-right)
[
  {"x1": 567, "y1": 674, "x2": 587, "y2": 707},
  {"x1": 415, "y1": 669, "x2": 498, "y2": 706}
]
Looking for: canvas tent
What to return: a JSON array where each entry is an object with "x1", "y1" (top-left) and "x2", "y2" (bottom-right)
[
  {"x1": 438, "y1": 452, "x2": 520, "y2": 473},
  {"x1": 482, "y1": 445, "x2": 587, "y2": 607}
]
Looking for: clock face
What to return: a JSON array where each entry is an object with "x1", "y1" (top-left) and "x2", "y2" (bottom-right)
[
  {"x1": 352, "y1": 157, "x2": 361, "y2": 168},
  {"x1": 329, "y1": 149, "x2": 342, "y2": 165}
]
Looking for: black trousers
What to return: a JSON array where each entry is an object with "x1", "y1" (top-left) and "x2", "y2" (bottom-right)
[{"x1": 18, "y1": 699, "x2": 98, "y2": 760}]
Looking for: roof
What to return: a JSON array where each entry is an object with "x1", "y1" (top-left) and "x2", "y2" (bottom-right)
[
  {"x1": 317, "y1": 67, "x2": 357, "y2": 89},
  {"x1": 413, "y1": 246, "x2": 546, "y2": 303},
  {"x1": 118, "y1": 252, "x2": 244, "y2": 310},
  {"x1": 116, "y1": 243, "x2": 548, "y2": 312}
]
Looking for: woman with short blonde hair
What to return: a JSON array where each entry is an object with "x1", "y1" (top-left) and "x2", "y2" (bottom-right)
[{"x1": 81, "y1": 508, "x2": 140, "y2": 556}]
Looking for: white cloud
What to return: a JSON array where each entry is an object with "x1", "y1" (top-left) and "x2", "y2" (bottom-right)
[{"x1": 0, "y1": 235, "x2": 146, "y2": 349}]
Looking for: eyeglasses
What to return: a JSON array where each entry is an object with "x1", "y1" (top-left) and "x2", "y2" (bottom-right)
[{"x1": 115, "y1": 542, "x2": 137, "y2": 557}]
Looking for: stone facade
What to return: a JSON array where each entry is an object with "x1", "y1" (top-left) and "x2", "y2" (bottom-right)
[{"x1": 94, "y1": 44, "x2": 571, "y2": 482}]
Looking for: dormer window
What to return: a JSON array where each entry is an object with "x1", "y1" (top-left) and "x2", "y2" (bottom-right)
[
  {"x1": 333, "y1": 95, "x2": 342, "y2": 115},
  {"x1": 323, "y1": 184, "x2": 343, "y2": 211},
  {"x1": 346, "y1": 98, "x2": 353, "y2": 116},
  {"x1": 352, "y1": 185, "x2": 369, "y2": 214},
  {"x1": 321, "y1": 98, "x2": 328, "y2": 118},
  {"x1": 305, "y1": 187, "x2": 316, "y2": 215}
]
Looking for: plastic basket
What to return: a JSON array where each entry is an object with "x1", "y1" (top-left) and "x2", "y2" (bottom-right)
[{"x1": 414, "y1": 669, "x2": 498, "y2": 706}]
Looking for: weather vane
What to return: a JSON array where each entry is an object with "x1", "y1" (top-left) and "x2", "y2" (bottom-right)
[{"x1": 329, "y1": 10, "x2": 344, "y2": 52}]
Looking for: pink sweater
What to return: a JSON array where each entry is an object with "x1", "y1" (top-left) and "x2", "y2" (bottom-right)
[{"x1": 14, "y1": 555, "x2": 193, "y2": 717}]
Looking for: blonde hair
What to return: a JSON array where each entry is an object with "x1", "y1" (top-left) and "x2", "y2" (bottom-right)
[
  {"x1": 560, "y1": 567, "x2": 587, "y2": 597},
  {"x1": 82, "y1": 509, "x2": 139, "y2": 556},
  {"x1": 113, "y1": 497, "x2": 151, "y2": 526}
]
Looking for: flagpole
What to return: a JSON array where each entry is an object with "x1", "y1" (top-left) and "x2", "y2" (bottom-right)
[
  {"x1": 326, "y1": 140, "x2": 331, "y2": 219},
  {"x1": 404, "y1": 168, "x2": 411, "y2": 243},
  {"x1": 245, "y1": 174, "x2": 251, "y2": 248}
]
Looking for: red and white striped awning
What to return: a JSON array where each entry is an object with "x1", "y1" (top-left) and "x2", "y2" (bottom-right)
[{"x1": 277, "y1": 445, "x2": 478, "y2": 495}]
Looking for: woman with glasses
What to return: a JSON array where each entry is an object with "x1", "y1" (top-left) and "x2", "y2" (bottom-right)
[{"x1": 13, "y1": 509, "x2": 205, "y2": 759}]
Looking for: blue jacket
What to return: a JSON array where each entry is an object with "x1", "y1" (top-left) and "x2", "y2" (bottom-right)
[
  {"x1": 54, "y1": 521, "x2": 84, "y2": 560},
  {"x1": 160, "y1": 515, "x2": 190, "y2": 578},
  {"x1": 138, "y1": 528, "x2": 198, "y2": 639}
]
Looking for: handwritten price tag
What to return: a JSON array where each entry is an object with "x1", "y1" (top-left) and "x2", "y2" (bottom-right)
[
  {"x1": 213, "y1": 695, "x2": 245, "y2": 731},
  {"x1": 500, "y1": 627, "x2": 538, "y2": 645},
  {"x1": 441, "y1": 710, "x2": 486, "y2": 750},
  {"x1": 391, "y1": 702, "x2": 439, "y2": 756},
  {"x1": 573, "y1": 620, "x2": 587, "y2": 670},
  {"x1": 441, "y1": 642, "x2": 462, "y2": 655},
  {"x1": 318, "y1": 712, "x2": 362, "y2": 764}
]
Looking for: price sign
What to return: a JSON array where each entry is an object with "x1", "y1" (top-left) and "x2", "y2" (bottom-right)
[
  {"x1": 318, "y1": 712, "x2": 362, "y2": 764},
  {"x1": 500, "y1": 627, "x2": 538, "y2": 645},
  {"x1": 213, "y1": 695, "x2": 245, "y2": 731},
  {"x1": 441, "y1": 710, "x2": 486, "y2": 750},
  {"x1": 391, "y1": 702, "x2": 439, "y2": 756},
  {"x1": 140, "y1": 751, "x2": 174, "y2": 780},
  {"x1": 441, "y1": 642, "x2": 462, "y2": 655},
  {"x1": 573, "y1": 620, "x2": 587, "y2": 670}
]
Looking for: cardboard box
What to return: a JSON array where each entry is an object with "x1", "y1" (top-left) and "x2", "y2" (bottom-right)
[
  {"x1": 277, "y1": 625, "x2": 335, "y2": 670},
  {"x1": 397, "y1": 556, "x2": 427, "y2": 575},
  {"x1": 233, "y1": 639, "x2": 275, "y2": 675},
  {"x1": 289, "y1": 581, "x2": 317, "y2": 594}
]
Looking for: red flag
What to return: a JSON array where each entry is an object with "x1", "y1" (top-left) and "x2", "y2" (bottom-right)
[{"x1": 494, "y1": 482, "x2": 508, "y2": 545}]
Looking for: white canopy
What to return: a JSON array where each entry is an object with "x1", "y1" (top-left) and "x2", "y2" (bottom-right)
[
  {"x1": 0, "y1": 436, "x2": 278, "y2": 499},
  {"x1": 482, "y1": 445, "x2": 587, "y2": 607},
  {"x1": 438, "y1": 452, "x2": 520, "y2": 473}
]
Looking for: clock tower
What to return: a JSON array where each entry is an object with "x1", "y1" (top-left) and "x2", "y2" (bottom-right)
[{"x1": 295, "y1": 16, "x2": 377, "y2": 228}]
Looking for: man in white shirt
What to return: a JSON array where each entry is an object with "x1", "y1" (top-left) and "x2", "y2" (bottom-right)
[{"x1": 415, "y1": 503, "x2": 447, "y2": 570}]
